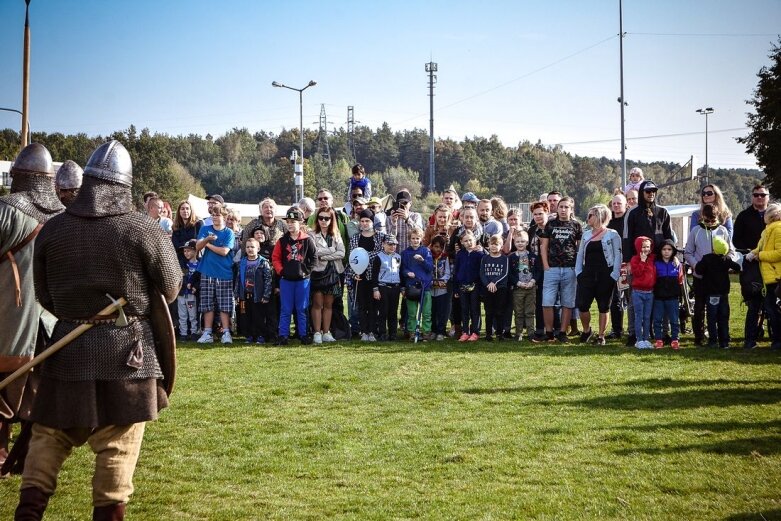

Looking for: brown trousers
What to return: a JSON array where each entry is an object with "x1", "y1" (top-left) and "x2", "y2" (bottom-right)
[{"x1": 21, "y1": 422, "x2": 145, "y2": 507}]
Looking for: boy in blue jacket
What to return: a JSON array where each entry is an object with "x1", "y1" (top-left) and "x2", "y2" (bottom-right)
[
  {"x1": 400, "y1": 227, "x2": 434, "y2": 340},
  {"x1": 235, "y1": 238, "x2": 273, "y2": 344}
]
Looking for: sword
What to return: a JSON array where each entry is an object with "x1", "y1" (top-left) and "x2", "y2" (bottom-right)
[{"x1": 0, "y1": 295, "x2": 128, "y2": 393}]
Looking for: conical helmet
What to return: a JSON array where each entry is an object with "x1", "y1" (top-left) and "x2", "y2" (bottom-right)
[
  {"x1": 84, "y1": 140, "x2": 133, "y2": 186},
  {"x1": 10, "y1": 143, "x2": 55, "y2": 177},
  {"x1": 55, "y1": 160, "x2": 84, "y2": 190}
]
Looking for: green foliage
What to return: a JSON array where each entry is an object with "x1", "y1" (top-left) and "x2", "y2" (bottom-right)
[{"x1": 738, "y1": 37, "x2": 781, "y2": 196}]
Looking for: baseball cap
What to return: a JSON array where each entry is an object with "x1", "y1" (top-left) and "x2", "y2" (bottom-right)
[
  {"x1": 285, "y1": 207, "x2": 304, "y2": 221},
  {"x1": 181, "y1": 239, "x2": 197, "y2": 250},
  {"x1": 383, "y1": 234, "x2": 398, "y2": 245},
  {"x1": 207, "y1": 194, "x2": 225, "y2": 204}
]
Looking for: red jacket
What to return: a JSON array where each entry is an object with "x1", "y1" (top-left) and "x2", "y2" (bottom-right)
[{"x1": 629, "y1": 235, "x2": 656, "y2": 291}]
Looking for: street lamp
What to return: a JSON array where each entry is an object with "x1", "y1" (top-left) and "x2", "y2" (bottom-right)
[
  {"x1": 272, "y1": 80, "x2": 317, "y2": 202},
  {"x1": 696, "y1": 107, "x2": 714, "y2": 186},
  {"x1": 0, "y1": 107, "x2": 32, "y2": 146}
]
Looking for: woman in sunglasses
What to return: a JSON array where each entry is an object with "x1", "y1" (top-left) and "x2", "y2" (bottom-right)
[
  {"x1": 690, "y1": 184, "x2": 733, "y2": 237},
  {"x1": 309, "y1": 206, "x2": 345, "y2": 344}
]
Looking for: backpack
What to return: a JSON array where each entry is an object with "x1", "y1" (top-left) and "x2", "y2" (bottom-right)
[
  {"x1": 740, "y1": 259, "x2": 763, "y2": 300},
  {"x1": 330, "y1": 310, "x2": 352, "y2": 340}
]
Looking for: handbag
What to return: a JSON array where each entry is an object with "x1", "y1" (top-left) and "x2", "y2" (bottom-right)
[
  {"x1": 406, "y1": 281, "x2": 423, "y2": 301},
  {"x1": 311, "y1": 261, "x2": 339, "y2": 289}
]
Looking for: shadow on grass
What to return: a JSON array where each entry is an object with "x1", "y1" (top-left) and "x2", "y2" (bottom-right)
[
  {"x1": 460, "y1": 378, "x2": 780, "y2": 396},
  {"x1": 309, "y1": 340, "x2": 781, "y2": 365},
  {"x1": 612, "y1": 419, "x2": 781, "y2": 433},
  {"x1": 615, "y1": 435, "x2": 781, "y2": 457},
  {"x1": 547, "y1": 386, "x2": 781, "y2": 410},
  {"x1": 723, "y1": 509, "x2": 781, "y2": 521}
]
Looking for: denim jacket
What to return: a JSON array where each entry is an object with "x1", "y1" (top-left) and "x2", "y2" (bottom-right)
[{"x1": 575, "y1": 228, "x2": 622, "y2": 281}]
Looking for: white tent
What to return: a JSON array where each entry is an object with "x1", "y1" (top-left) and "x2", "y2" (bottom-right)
[{"x1": 186, "y1": 194, "x2": 292, "y2": 225}]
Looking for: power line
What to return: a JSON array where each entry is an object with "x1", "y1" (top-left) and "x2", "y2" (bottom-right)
[
  {"x1": 629, "y1": 32, "x2": 779, "y2": 37},
  {"x1": 559, "y1": 127, "x2": 747, "y2": 145}
]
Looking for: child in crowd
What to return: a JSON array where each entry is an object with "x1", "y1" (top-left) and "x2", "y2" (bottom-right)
[
  {"x1": 346, "y1": 163, "x2": 372, "y2": 204},
  {"x1": 623, "y1": 167, "x2": 645, "y2": 194},
  {"x1": 480, "y1": 234, "x2": 510, "y2": 341},
  {"x1": 630, "y1": 236, "x2": 656, "y2": 349},
  {"x1": 372, "y1": 235, "x2": 402, "y2": 341},
  {"x1": 251, "y1": 227, "x2": 274, "y2": 260},
  {"x1": 271, "y1": 207, "x2": 316, "y2": 345},
  {"x1": 509, "y1": 230, "x2": 537, "y2": 341},
  {"x1": 429, "y1": 235, "x2": 452, "y2": 341},
  {"x1": 695, "y1": 236, "x2": 741, "y2": 348},
  {"x1": 235, "y1": 238, "x2": 273, "y2": 344},
  {"x1": 401, "y1": 227, "x2": 434, "y2": 340},
  {"x1": 653, "y1": 239, "x2": 684, "y2": 350},
  {"x1": 196, "y1": 204, "x2": 235, "y2": 344},
  {"x1": 178, "y1": 239, "x2": 200, "y2": 340},
  {"x1": 454, "y1": 230, "x2": 485, "y2": 342}
]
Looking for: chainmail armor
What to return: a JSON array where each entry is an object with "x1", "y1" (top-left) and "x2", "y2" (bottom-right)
[
  {"x1": 66, "y1": 176, "x2": 134, "y2": 217},
  {"x1": 34, "y1": 191, "x2": 181, "y2": 381},
  {"x1": 0, "y1": 174, "x2": 64, "y2": 223}
]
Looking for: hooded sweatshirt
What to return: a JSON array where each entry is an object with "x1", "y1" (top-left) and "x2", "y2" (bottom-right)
[
  {"x1": 653, "y1": 239, "x2": 683, "y2": 300},
  {"x1": 630, "y1": 235, "x2": 656, "y2": 291},
  {"x1": 272, "y1": 229, "x2": 316, "y2": 281}
]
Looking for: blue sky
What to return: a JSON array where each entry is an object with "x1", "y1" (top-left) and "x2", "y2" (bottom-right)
[{"x1": 0, "y1": 0, "x2": 778, "y2": 170}]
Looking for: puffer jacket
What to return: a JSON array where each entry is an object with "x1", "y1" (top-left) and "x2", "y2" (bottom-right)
[
  {"x1": 310, "y1": 231, "x2": 346, "y2": 274},
  {"x1": 752, "y1": 220, "x2": 781, "y2": 284}
]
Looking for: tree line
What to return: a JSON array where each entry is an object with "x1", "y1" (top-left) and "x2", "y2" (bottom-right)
[{"x1": 0, "y1": 124, "x2": 763, "y2": 219}]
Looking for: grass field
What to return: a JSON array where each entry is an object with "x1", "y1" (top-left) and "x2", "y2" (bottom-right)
[{"x1": 1, "y1": 286, "x2": 780, "y2": 520}]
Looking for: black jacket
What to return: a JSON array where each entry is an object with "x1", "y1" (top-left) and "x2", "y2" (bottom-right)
[
  {"x1": 732, "y1": 205, "x2": 766, "y2": 252},
  {"x1": 622, "y1": 205, "x2": 672, "y2": 262},
  {"x1": 694, "y1": 253, "x2": 741, "y2": 296}
]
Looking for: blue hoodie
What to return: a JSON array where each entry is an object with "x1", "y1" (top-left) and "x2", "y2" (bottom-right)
[{"x1": 400, "y1": 245, "x2": 434, "y2": 289}]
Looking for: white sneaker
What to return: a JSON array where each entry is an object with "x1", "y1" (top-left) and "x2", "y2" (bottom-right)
[
  {"x1": 635, "y1": 341, "x2": 644, "y2": 349},
  {"x1": 448, "y1": 327, "x2": 457, "y2": 338},
  {"x1": 221, "y1": 330, "x2": 233, "y2": 344},
  {"x1": 436, "y1": 334, "x2": 445, "y2": 341},
  {"x1": 361, "y1": 333, "x2": 369, "y2": 341},
  {"x1": 367, "y1": 333, "x2": 377, "y2": 342},
  {"x1": 313, "y1": 332, "x2": 323, "y2": 344},
  {"x1": 322, "y1": 331, "x2": 336, "y2": 342},
  {"x1": 197, "y1": 331, "x2": 213, "y2": 344}
]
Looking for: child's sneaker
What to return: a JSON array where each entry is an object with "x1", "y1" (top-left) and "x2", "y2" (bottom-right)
[
  {"x1": 654, "y1": 339, "x2": 664, "y2": 349},
  {"x1": 435, "y1": 334, "x2": 445, "y2": 341},
  {"x1": 468, "y1": 333, "x2": 480, "y2": 342},
  {"x1": 196, "y1": 331, "x2": 214, "y2": 344},
  {"x1": 245, "y1": 336, "x2": 254, "y2": 344},
  {"x1": 313, "y1": 332, "x2": 323, "y2": 344},
  {"x1": 579, "y1": 329, "x2": 594, "y2": 344},
  {"x1": 256, "y1": 336, "x2": 265, "y2": 344},
  {"x1": 671, "y1": 339, "x2": 680, "y2": 350},
  {"x1": 635, "y1": 340, "x2": 645, "y2": 349},
  {"x1": 361, "y1": 333, "x2": 370, "y2": 341},
  {"x1": 221, "y1": 330, "x2": 233, "y2": 344},
  {"x1": 458, "y1": 333, "x2": 470, "y2": 342},
  {"x1": 322, "y1": 331, "x2": 336, "y2": 342},
  {"x1": 367, "y1": 333, "x2": 377, "y2": 342},
  {"x1": 595, "y1": 336, "x2": 606, "y2": 346},
  {"x1": 517, "y1": 334, "x2": 524, "y2": 342}
]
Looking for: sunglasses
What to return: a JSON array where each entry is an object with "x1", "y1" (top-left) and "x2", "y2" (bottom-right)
[
  {"x1": 753, "y1": 193, "x2": 768, "y2": 198},
  {"x1": 701, "y1": 191, "x2": 715, "y2": 196},
  {"x1": 317, "y1": 215, "x2": 331, "y2": 221},
  {"x1": 317, "y1": 196, "x2": 330, "y2": 201}
]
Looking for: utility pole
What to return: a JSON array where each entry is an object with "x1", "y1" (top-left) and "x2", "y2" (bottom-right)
[
  {"x1": 425, "y1": 61, "x2": 437, "y2": 193},
  {"x1": 316, "y1": 104, "x2": 331, "y2": 167},
  {"x1": 696, "y1": 107, "x2": 714, "y2": 186},
  {"x1": 347, "y1": 106, "x2": 356, "y2": 160},
  {"x1": 21, "y1": 0, "x2": 31, "y2": 149},
  {"x1": 618, "y1": 0, "x2": 627, "y2": 188}
]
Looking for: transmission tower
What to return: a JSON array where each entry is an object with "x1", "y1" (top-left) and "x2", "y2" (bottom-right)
[
  {"x1": 315, "y1": 104, "x2": 332, "y2": 167},
  {"x1": 425, "y1": 62, "x2": 437, "y2": 193},
  {"x1": 347, "y1": 106, "x2": 356, "y2": 160}
]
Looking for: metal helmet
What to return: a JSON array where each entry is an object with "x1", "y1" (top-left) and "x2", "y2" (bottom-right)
[
  {"x1": 84, "y1": 140, "x2": 133, "y2": 186},
  {"x1": 55, "y1": 160, "x2": 84, "y2": 190},
  {"x1": 10, "y1": 143, "x2": 55, "y2": 177}
]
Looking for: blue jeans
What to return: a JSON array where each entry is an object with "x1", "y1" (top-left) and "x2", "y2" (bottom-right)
[
  {"x1": 653, "y1": 299, "x2": 679, "y2": 340},
  {"x1": 632, "y1": 290, "x2": 653, "y2": 342},
  {"x1": 279, "y1": 278, "x2": 310, "y2": 338},
  {"x1": 706, "y1": 294, "x2": 730, "y2": 347}
]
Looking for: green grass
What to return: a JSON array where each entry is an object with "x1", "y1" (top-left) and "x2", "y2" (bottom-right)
[{"x1": 1, "y1": 284, "x2": 780, "y2": 520}]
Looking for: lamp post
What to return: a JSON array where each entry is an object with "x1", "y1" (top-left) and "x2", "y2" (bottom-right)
[
  {"x1": 0, "y1": 107, "x2": 32, "y2": 146},
  {"x1": 696, "y1": 107, "x2": 714, "y2": 186},
  {"x1": 272, "y1": 80, "x2": 317, "y2": 202}
]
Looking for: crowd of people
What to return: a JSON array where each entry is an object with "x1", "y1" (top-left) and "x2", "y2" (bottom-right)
[{"x1": 146, "y1": 164, "x2": 778, "y2": 352}]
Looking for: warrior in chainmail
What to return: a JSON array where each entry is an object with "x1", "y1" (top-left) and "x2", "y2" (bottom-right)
[
  {"x1": 54, "y1": 159, "x2": 83, "y2": 207},
  {"x1": 0, "y1": 143, "x2": 64, "y2": 478},
  {"x1": 14, "y1": 140, "x2": 181, "y2": 521}
]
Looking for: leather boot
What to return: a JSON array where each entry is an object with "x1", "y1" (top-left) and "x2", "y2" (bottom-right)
[
  {"x1": 14, "y1": 486, "x2": 51, "y2": 521},
  {"x1": 93, "y1": 503, "x2": 126, "y2": 521}
]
